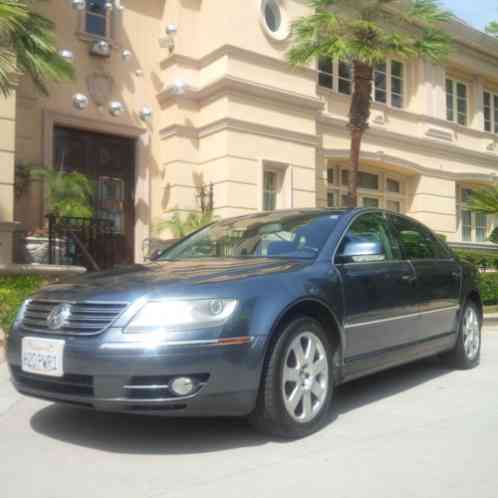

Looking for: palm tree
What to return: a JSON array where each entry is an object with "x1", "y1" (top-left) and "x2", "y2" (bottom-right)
[
  {"x1": 466, "y1": 186, "x2": 498, "y2": 215},
  {"x1": 155, "y1": 211, "x2": 217, "y2": 239},
  {"x1": 0, "y1": 0, "x2": 74, "y2": 97},
  {"x1": 466, "y1": 186, "x2": 498, "y2": 244},
  {"x1": 486, "y1": 21, "x2": 498, "y2": 38},
  {"x1": 288, "y1": 0, "x2": 453, "y2": 207},
  {"x1": 31, "y1": 168, "x2": 94, "y2": 218}
]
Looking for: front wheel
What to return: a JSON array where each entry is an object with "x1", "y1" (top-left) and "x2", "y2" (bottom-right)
[
  {"x1": 250, "y1": 316, "x2": 334, "y2": 439},
  {"x1": 442, "y1": 302, "x2": 481, "y2": 370}
]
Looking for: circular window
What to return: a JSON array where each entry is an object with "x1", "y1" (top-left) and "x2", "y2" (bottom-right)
[
  {"x1": 265, "y1": 0, "x2": 282, "y2": 33},
  {"x1": 260, "y1": 0, "x2": 289, "y2": 41}
]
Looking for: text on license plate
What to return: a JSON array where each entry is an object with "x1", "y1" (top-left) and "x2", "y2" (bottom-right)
[{"x1": 22, "y1": 337, "x2": 65, "y2": 378}]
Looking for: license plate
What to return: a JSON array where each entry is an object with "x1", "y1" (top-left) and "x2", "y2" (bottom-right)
[{"x1": 22, "y1": 337, "x2": 65, "y2": 378}]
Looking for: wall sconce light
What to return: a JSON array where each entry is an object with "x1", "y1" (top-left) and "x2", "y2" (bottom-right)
[
  {"x1": 90, "y1": 40, "x2": 112, "y2": 57},
  {"x1": 59, "y1": 49, "x2": 74, "y2": 62},
  {"x1": 171, "y1": 80, "x2": 187, "y2": 96},
  {"x1": 159, "y1": 24, "x2": 177, "y2": 51},
  {"x1": 109, "y1": 101, "x2": 125, "y2": 117},
  {"x1": 121, "y1": 49, "x2": 132, "y2": 61},
  {"x1": 73, "y1": 93, "x2": 89, "y2": 110},
  {"x1": 71, "y1": 0, "x2": 86, "y2": 10},
  {"x1": 105, "y1": 1, "x2": 113, "y2": 11},
  {"x1": 139, "y1": 106, "x2": 153, "y2": 122}
]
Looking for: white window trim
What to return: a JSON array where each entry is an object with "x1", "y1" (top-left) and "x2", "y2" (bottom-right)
[
  {"x1": 325, "y1": 163, "x2": 405, "y2": 213},
  {"x1": 317, "y1": 59, "x2": 353, "y2": 96},
  {"x1": 483, "y1": 90, "x2": 498, "y2": 134},
  {"x1": 260, "y1": 161, "x2": 291, "y2": 211},
  {"x1": 78, "y1": 0, "x2": 116, "y2": 42},
  {"x1": 456, "y1": 185, "x2": 494, "y2": 243},
  {"x1": 373, "y1": 60, "x2": 405, "y2": 109},
  {"x1": 259, "y1": 0, "x2": 290, "y2": 42},
  {"x1": 446, "y1": 78, "x2": 468, "y2": 127}
]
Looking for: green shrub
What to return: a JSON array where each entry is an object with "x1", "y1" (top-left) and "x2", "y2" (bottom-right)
[
  {"x1": 454, "y1": 249, "x2": 498, "y2": 271},
  {"x1": 479, "y1": 273, "x2": 498, "y2": 305},
  {"x1": 0, "y1": 276, "x2": 45, "y2": 334}
]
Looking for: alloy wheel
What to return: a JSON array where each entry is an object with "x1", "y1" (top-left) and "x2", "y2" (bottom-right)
[
  {"x1": 462, "y1": 306, "x2": 480, "y2": 360},
  {"x1": 281, "y1": 332, "x2": 329, "y2": 423}
]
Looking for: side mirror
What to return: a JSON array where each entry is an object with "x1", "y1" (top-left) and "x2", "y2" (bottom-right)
[{"x1": 336, "y1": 237, "x2": 386, "y2": 264}]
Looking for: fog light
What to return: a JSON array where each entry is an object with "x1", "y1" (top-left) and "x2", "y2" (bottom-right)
[{"x1": 170, "y1": 377, "x2": 195, "y2": 396}]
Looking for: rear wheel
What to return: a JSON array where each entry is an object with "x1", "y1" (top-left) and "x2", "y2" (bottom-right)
[
  {"x1": 442, "y1": 302, "x2": 481, "y2": 369},
  {"x1": 250, "y1": 316, "x2": 334, "y2": 439}
]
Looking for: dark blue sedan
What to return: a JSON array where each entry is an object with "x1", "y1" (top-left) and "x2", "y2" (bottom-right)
[{"x1": 7, "y1": 209, "x2": 482, "y2": 438}]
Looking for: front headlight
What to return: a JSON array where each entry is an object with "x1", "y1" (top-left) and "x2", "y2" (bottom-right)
[{"x1": 125, "y1": 299, "x2": 238, "y2": 334}]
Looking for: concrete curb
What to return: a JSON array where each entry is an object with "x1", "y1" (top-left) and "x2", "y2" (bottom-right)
[{"x1": 484, "y1": 313, "x2": 498, "y2": 327}]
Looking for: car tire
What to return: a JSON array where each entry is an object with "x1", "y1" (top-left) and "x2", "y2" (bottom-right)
[
  {"x1": 250, "y1": 316, "x2": 334, "y2": 439},
  {"x1": 442, "y1": 301, "x2": 481, "y2": 370}
]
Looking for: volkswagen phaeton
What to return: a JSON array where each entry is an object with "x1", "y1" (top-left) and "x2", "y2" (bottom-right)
[{"x1": 7, "y1": 209, "x2": 482, "y2": 438}]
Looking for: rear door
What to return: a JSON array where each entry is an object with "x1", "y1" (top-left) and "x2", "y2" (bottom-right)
[
  {"x1": 388, "y1": 214, "x2": 461, "y2": 340},
  {"x1": 336, "y1": 212, "x2": 419, "y2": 361}
]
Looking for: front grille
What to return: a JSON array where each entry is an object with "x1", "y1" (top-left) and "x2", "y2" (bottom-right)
[
  {"x1": 11, "y1": 366, "x2": 94, "y2": 397},
  {"x1": 20, "y1": 300, "x2": 128, "y2": 336}
]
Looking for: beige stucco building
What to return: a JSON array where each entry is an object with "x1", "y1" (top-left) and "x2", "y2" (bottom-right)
[{"x1": 2, "y1": 0, "x2": 498, "y2": 266}]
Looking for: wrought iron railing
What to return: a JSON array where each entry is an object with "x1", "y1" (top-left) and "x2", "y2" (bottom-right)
[{"x1": 47, "y1": 215, "x2": 122, "y2": 271}]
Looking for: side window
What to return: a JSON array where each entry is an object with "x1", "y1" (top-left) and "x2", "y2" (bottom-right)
[
  {"x1": 337, "y1": 212, "x2": 397, "y2": 262},
  {"x1": 389, "y1": 216, "x2": 445, "y2": 260}
]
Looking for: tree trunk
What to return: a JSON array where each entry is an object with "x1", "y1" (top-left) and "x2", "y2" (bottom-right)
[{"x1": 346, "y1": 60, "x2": 373, "y2": 208}]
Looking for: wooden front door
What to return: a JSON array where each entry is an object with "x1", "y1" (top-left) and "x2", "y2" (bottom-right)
[{"x1": 54, "y1": 127, "x2": 136, "y2": 266}]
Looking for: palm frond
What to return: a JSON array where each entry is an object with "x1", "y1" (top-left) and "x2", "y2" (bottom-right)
[
  {"x1": 31, "y1": 168, "x2": 94, "y2": 218},
  {"x1": 466, "y1": 186, "x2": 498, "y2": 215},
  {"x1": 486, "y1": 21, "x2": 498, "y2": 38},
  {"x1": 407, "y1": 0, "x2": 454, "y2": 24},
  {"x1": 0, "y1": 1, "x2": 74, "y2": 97},
  {"x1": 288, "y1": 0, "x2": 453, "y2": 67}
]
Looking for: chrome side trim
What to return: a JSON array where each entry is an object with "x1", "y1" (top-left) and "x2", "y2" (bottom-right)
[
  {"x1": 100, "y1": 336, "x2": 255, "y2": 351},
  {"x1": 124, "y1": 385, "x2": 170, "y2": 390},
  {"x1": 344, "y1": 306, "x2": 459, "y2": 329}
]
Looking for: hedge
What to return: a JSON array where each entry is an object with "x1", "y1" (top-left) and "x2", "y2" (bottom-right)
[
  {"x1": 0, "y1": 276, "x2": 45, "y2": 334},
  {"x1": 478, "y1": 273, "x2": 498, "y2": 305},
  {"x1": 454, "y1": 249, "x2": 498, "y2": 271}
]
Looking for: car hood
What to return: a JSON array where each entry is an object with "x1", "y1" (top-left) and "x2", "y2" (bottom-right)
[{"x1": 34, "y1": 258, "x2": 310, "y2": 303}]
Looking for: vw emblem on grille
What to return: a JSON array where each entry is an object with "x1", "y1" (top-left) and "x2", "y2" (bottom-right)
[{"x1": 46, "y1": 303, "x2": 72, "y2": 330}]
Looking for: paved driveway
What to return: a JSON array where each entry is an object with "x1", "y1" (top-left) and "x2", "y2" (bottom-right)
[{"x1": 2, "y1": 330, "x2": 498, "y2": 498}]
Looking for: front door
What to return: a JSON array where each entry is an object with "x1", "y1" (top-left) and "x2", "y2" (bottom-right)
[
  {"x1": 335, "y1": 212, "x2": 419, "y2": 365},
  {"x1": 54, "y1": 127, "x2": 136, "y2": 266}
]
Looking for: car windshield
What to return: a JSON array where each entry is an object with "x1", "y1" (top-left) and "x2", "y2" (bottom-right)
[{"x1": 159, "y1": 211, "x2": 343, "y2": 261}]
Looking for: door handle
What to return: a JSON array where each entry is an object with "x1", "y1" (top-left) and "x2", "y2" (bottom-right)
[
  {"x1": 401, "y1": 274, "x2": 417, "y2": 284},
  {"x1": 451, "y1": 271, "x2": 461, "y2": 280}
]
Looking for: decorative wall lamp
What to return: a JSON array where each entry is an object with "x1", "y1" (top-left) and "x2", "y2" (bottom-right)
[
  {"x1": 160, "y1": 24, "x2": 177, "y2": 51},
  {"x1": 90, "y1": 40, "x2": 112, "y2": 57},
  {"x1": 73, "y1": 93, "x2": 89, "y2": 110},
  {"x1": 171, "y1": 80, "x2": 187, "y2": 96},
  {"x1": 109, "y1": 101, "x2": 125, "y2": 117},
  {"x1": 71, "y1": 0, "x2": 86, "y2": 10},
  {"x1": 121, "y1": 49, "x2": 132, "y2": 61},
  {"x1": 59, "y1": 49, "x2": 74, "y2": 62},
  {"x1": 139, "y1": 106, "x2": 153, "y2": 122}
]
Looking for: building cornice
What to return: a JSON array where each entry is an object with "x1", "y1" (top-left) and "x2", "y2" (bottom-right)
[
  {"x1": 318, "y1": 114, "x2": 498, "y2": 168},
  {"x1": 160, "y1": 117, "x2": 320, "y2": 147},
  {"x1": 160, "y1": 44, "x2": 317, "y2": 80},
  {"x1": 157, "y1": 75, "x2": 324, "y2": 113},
  {"x1": 322, "y1": 149, "x2": 498, "y2": 183}
]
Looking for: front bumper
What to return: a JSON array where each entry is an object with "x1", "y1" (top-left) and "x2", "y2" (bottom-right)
[{"x1": 7, "y1": 327, "x2": 267, "y2": 417}]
